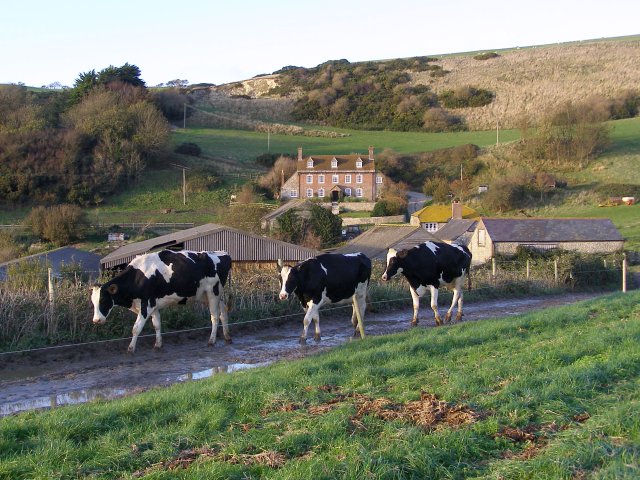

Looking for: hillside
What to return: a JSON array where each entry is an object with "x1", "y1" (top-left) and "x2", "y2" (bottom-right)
[{"x1": 194, "y1": 36, "x2": 640, "y2": 131}]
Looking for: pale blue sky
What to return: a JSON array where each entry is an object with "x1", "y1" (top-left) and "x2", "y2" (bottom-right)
[{"x1": 1, "y1": 0, "x2": 638, "y2": 88}]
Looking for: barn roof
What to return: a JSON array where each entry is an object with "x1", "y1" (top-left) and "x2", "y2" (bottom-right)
[
  {"x1": 334, "y1": 225, "x2": 440, "y2": 260},
  {"x1": 0, "y1": 247, "x2": 101, "y2": 281},
  {"x1": 100, "y1": 223, "x2": 321, "y2": 269},
  {"x1": 480, "y1": 218, "x2": 624, "y2": 242}
]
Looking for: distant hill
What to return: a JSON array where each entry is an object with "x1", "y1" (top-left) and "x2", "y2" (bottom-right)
[{"x1": 191, "y1": 36, "x2": 640, "y2": 132}]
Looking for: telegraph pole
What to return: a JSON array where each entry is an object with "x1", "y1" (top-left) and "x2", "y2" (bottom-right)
[{"x1": 183, "y1": 103, "x2": 186, "y2": 129}]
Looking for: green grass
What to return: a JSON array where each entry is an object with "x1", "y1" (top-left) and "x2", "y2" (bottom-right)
[
  {"x1": 173, "y1": 125, "x2": 521, "y2": 163},
  {"x1": 1, "y1": 292, "x2": 639, "y2": 479}
]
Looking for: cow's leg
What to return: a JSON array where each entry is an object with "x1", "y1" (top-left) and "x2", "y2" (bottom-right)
[
  {"x1": 351, "y1": 281, "x2": 367, "y2": 339},
  {"x1": 207, "y1": 290, "x2": 232, "y2": 346},
  {"x1": 444, "y1": 276, "x2": 465, "y2": 323},
  {"x1": 301, "y1": 301, "x2": 319, "y2": 344},
  {"x1": 429, "y1": 286, "x2": 443, "y2": 326},
  {"x1": 128, "y1": 313, "x2": 149, "y2": 354},
  {"x1": 409, "y1": 286, "x2": 421, "y2": 326},
  {"x1": 218, "y1": 290, "x2": 232, "y2": 344},
  {"x1": 151, "y1": 311, "x2": 162, "y2": 349}
]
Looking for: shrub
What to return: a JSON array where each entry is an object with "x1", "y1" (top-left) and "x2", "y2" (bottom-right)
[
  {"x1": 174, "y1": 142, "x2": 201, "y2": 156},
  {"x1": 25, "y1": 204, "x2": 87, "y2": 245},
  {"x1": 422, "y1": 107, "x2": 466, "y2": 132},
  {"x1": 473, "y1": 52, "x2": 499, "y2": 61},
  {"x1": 439, "y1": 87, "x2": 494, "y2": 109}
]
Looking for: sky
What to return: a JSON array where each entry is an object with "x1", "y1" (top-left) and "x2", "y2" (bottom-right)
[{"x1": 1, "y1": 0, "x2": 639, "y2": 88}]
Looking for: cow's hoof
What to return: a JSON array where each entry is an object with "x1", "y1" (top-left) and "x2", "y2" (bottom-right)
[
  {"x1": 313, "y1": 334, "x2": 321, "y2": 342},
  {"x1": 299, "y1": 337, "x2": 307, "y2": 345},
  {"x1": 444, "y1": 313, "x2": 452, "y2": 324},
  {"x1": 225, "y1": 337, "x2": 233, "y2": 345},
  {"x1": 455, "y1": 313, "x2": 463, "y2": 323},
  {"x1": 207, "y1": 340, "x2": 216, "y2": 347},
  {"x1": 153, "y1": 344, "x2": 162, "y2": 351},
  {"x1": 411, "y1": 320, "x2": 418, "y2": 327},
  {"x1": 127, "y1": 348, "x2": 135, "y2": 355}
]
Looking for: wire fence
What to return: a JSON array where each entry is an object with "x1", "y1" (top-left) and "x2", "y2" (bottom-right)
[{"x1": 0, "y1": 254, "x2": 631, "y2": 355}]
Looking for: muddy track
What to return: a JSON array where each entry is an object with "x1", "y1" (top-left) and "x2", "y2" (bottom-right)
[{"x1": 0, "y1": 293, "x2": 602, "y2": 416}]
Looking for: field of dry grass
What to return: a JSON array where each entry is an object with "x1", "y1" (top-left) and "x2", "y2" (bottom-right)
[{"x1": 412, "y1": 39, "x2": 640, "y2": 130}]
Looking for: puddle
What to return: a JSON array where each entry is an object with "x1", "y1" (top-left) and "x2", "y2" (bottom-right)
[
  {"x1": 1, "y1": 362, "x2": 270, "y2": 417},
  {"x1": 0, "y1": 387, "x2": 129, "y2": 417}
]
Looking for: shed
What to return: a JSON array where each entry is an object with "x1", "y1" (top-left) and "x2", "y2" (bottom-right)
[
  {"x1": 333, "y1": 225, "x2": 440, "y2": 261},
  {"x1": 434, "y1": 219, "x2": 478, "y2": 246},
  {"x1": 0, "y1": 247, "x2": 101, "y2": 282},
  {"x1": 469, "y1": 218, "x2": 624, "y2": 264},
  {"x1": 100, "y1": 223, "x2": 320, "y2": 271}
]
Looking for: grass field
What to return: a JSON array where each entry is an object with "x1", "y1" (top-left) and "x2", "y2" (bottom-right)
[{"x1": 1, "y1": 292, "x2": 638, "y2": 478}]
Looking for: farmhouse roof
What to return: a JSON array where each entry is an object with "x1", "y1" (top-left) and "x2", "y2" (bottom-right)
[
  {"x1": 298, "y1": 154, "x2": 375, "y2": 172},
  {"x1": 480, "y1": 218, "x2": 624, "y2": 243},
  {"x1": 434, "y1": 219, "x2": 478, "y2": 242},
  {"x1": 412, "y1": 204, "x2": 478, "y2": 223},
  {"x1": 0, "y1": 246, "x2": 101, "y2": 281},
  {"x1": 334, "y1": 225, "x2": 440, "y2": 260},
  {"x1": 100, "y1": 223, "x2": 320, "y2": 269}
]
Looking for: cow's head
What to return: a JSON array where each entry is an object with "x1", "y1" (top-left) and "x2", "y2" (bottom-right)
[
  {"x1": 277, "y1": 258, "x2": 298, "y2": 300},
  {"x1": 381, "y1": 248, "x2": 408, "y2": 281},
  {"x1": 91, "y1": 283, "x2": 118, "y2": 324}
]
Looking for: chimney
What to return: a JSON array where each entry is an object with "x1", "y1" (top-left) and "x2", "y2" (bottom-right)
[
  {"x1": 451, "y1": 200, "x2": 462, "y2": 220},
  {"x1": 368, "y1": 145, "x2": 374, "y2": 160},
  {"x1": 298, "y1": 147, "x2": 303, "y2": 161}
]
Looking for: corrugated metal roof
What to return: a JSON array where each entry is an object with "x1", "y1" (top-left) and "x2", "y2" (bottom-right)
[
  {"x1": 334, "y1": 225, "x2": 440, "y2": 260},
  {"x1": 100, "y1": 223, "x2": 321, "y2": 269},
  {"x1": 481, "y1": 218, "x2": 624, "y2": 242}
]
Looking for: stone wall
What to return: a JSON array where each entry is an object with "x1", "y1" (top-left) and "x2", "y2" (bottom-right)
[{"x1": 341, "y1": 215, "x2": 406, "y2": 226}]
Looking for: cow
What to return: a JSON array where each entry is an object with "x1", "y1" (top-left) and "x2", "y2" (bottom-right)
[
  {"x1": 277, "y1": 253, "x2": 371, "y2": 344},
  {"x1": 91, "y1": 250, "x2": 232, "y2": 353},
  {"x1": 381, "y1": 241, "x2": 472, "y2": 326}
]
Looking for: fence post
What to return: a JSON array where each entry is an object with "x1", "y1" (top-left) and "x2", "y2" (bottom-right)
[
  {"x1": 554, "y1": 259, "x2": 558, "y2": 285},
  {"x1": 622, "y1": 252, "x2": 627, "y2": 293},
  {"x1": 48, "y1": 267, "x2": 55, "y2": 306},
  {"x1": 526, "y1": 259, "x2": 530, "y2": 280},
  {"x1": 492, "y1": 257, "x2": 496, "y2": 278}
]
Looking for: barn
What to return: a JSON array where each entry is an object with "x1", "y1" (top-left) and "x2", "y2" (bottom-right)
[
  {"x1": 469, "y1": 218, "x2": 625, "y2": 264},
  {"x1": 100, "y1": 223, "x2": 320, "y2": 272}
]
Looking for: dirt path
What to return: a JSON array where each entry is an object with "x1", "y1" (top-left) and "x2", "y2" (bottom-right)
[{"x1": 0, "y1": 292, "x2": 602, "y2": 416}]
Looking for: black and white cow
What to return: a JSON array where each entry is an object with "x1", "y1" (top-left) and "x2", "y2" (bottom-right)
[
  {"x1": 277, "y1": 253, "x2": 371, "y2": 344},
  {"x1": 381, "y1": 241, "x2": 472, "y2": 326},
  {"x1": 91, "y1": 250, "x2": 232, "y2": 353}
]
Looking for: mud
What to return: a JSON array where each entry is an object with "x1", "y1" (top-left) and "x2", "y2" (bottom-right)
[{"x1": 0, "y1": 293, "x2": 601, "y2": 416}]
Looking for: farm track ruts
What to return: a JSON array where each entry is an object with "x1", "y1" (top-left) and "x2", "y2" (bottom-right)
[{"x1": 0, "y1": 292, "x2": 604, "y2": 416}]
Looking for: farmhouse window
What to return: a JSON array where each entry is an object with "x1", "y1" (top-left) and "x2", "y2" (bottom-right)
[
  {"x1": 318, "y1": 174, "x2": 325, "y2": 184},
  {"x1": 318, "y1": 188, "x2": 325, "y2": 198},
  {"x1": 306, "y1": 188, "x2": 313, "y2": 198},
  {"x1": 356, "y1": 188, "x2": 363, "y2": 198},
  {"x1": 332, "y1": 174, "x2": 339, "y2": 183},
  {"x1": 307, "y1": 159, "x2": 314, "y2": 168},
  {"x1": 424, "y1": 222, "x2": 438, "y2": 233},
  {"x1": 478, "y1": 229, "x2": 486, "y2": 247},
  {"x1": 306, "y1": 175, "x2": 313, "y2": 184},
  {"x1": 345, "y1": 188, "x2": 352, "y2": 196},
  {"x1": 345, "y1": 174, "x2": 352, "y2": 184},
  {"x1": 376, "y1": 175, "x2": 383, "y2": 184},
  {"x1": 331, "y1": 158, "x2": 338, "y2": 168},
  {"x1": 356, "y1": 174, "x2": 363, "y2": 184},
  {"x1": 290, "y1": 189, "x2": 298, "y2": 198},
  {"x1": 356, "y1": 160, "x2": 362, "y2": 168}
]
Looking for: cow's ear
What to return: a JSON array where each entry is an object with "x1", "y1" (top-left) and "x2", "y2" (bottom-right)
[
  {"x1": 107, "y1": 284, "x2": 118, "y2": 295},
  {"x1": 277, "y1": 258, "x2": 284, "y2": 270},
  {"x1": 397, "y1": 249, "x2": 409, "y2": 259}
]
